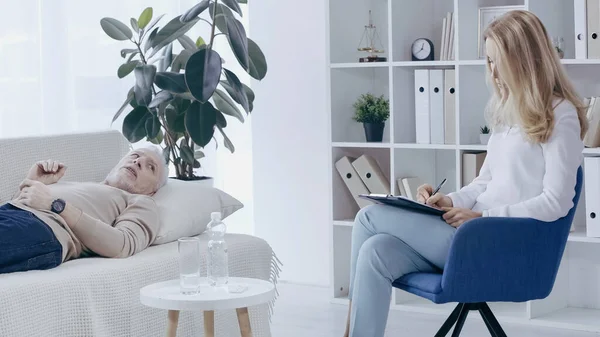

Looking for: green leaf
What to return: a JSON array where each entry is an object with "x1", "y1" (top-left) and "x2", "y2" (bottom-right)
[
  {"x1": 238, "y1": 0, "x2": 247, "y2": 3},
  {"x1": 134, "y1": 65, "x2": 157, "y2": 107},
  {"x1": 126, "y1": 51, "x2": 139, "y2": 62},
  {"x1": 185, "y1": 48, "x2": 222, "y2": 102},
  {"x1": 248, "y1": 38, "x2": 267, "y2": 80},
  {"x1": 218, "y1": 126, "x2": 235, "y2": 153},
  {"x1": 149, "y1": 90, "x2": 173, "y2": 109},
  {"x1": 178, "y1": 35, "x2": 197, "y2": 51},
  {"x1": 148, "y1": 129, "x2": 164, "y2": 144},
  {"x1": 158, "y1": 43, "x2": 173, "y2": 72},
  {"x1": 221, "y1": 0, "x2": 243, "y2": 16},
  {"x1": 222, "y1": 69, "x2": 250, "y2": 113},
  {"x1": 144, "y1": 27, "x2": 160, "y2": 53},
  {"x1": 112, "y1": 88, "x2": 135, "y2": 124},
  {"x1": 171, "y1": 49, "x2": 194, "y2": 73},
  {"x1": 149, "y1": 15, "x2": 200, "y2": 58},
  {"x1": 138, "y1": 7, "x2": 153, "y2": 29},
  {"x1": 166, "y1": 107, "x2": 186, "y2": 133},
  {"x1": 215, "y1": 110, "x2": 227, "y2": 128},
  {"x1": 213, "y1": 88, "x2": 244, "y2": 122},
  {"x1": 180, "y1": 144, "x2": 195, "y2": 165},
  {"x1": 145, "y1": 116, "x2": 161, "y2": 139},
  {"x1": 144, "y1": 13, "x2": 164, "y2": 37},
  {"x1": 123, "y1": 106, "x2": 151, "y2": 142},
  {"x1": 181, "y1": 0, "x2": 210, "y2": 23},
  {"x1": 155, "y1": 72, "x2": 188, "y2": 93},
  {"x1": 130, "y1": 18, "x2": 140, "y2": 34},
  {"x1": 121, "y1": 48, "x2": 137, "y2": 58},
  {"x1": 224, "y1": 16, "x2": 249, "y2": 70},
  {"x1": 243, "y1": 83, "x2": 254, "y2": 102},
  {"x1": 193, "y1": 159, "x2": 201, "y2": 168},
  {"x1": 100, "y1": 18, "x2": 133, "y2": 41},
  {"x1": 185, "y1": 101, "x2": 217, "y2": 147},
  {"x1": 194, "y1": 149, "x2": 205, "y2": 159},
  {"x1": 196, "y1": 36, "x2": 206, "y2": 47},
  {"x1": 171, "y1": 96, "x2": 192, "y2": 114},
  {"x1": 209, "y1": 3, "x2": 232, "y2": 33},
  {"x1": 118, "y1": 61, "x2": 140, "y2": 79}
]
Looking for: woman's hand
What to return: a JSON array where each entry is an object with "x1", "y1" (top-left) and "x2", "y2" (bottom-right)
[
  {"x1": 442, "y1": 207, "x2": 482, "y2": 228},
  {"x1": 416, "y1": 184, "x2": 453, "y2": 209}
]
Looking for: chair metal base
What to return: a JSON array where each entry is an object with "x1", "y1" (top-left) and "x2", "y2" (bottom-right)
[{"x1": 434, "y1": 303, "x2": 508, "y2": 337}]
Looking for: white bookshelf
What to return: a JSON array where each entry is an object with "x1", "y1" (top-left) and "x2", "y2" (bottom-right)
[{"x1": 326, "y1": 0, "x2": 600, "y2": 333}]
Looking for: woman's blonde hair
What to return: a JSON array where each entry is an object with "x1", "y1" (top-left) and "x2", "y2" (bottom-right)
[{"x1": 483, "y1": 10, "x2": 588, "y2": 143}]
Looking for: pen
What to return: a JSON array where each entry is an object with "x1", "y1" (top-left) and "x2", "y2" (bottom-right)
[{"x1": 431, "y1": 178, "x2": 447, "y2": 196}]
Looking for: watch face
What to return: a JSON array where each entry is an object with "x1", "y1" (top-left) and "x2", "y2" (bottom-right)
[
  {"x1": 52, "y1": 199, "x2": 65, "y2": 213},
  {"x1": 412, "y1": 39, "x2": 431, "y2": 60}
]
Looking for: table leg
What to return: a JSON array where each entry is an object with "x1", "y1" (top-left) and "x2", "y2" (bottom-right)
[
  {"x1": 166, "y1": 310, "x2": 179, "y2": 337},
  {"x1": 236, "y1": 307, "x2": 253, "y2": 337},
  {"x1": 204, "y1": 311, "x2": 215, "y2": 337}
]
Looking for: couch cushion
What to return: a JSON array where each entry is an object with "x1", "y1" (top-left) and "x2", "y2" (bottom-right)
[{"x1": 152, "y1": 179, "x2": 244, "y2": 245}]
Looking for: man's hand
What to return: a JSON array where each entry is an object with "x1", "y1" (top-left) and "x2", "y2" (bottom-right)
[
  {"x1": 416, "y1": 184, "x2": 453, "y2": 209},
  {"x1": 442, "y1": 207, "x2": 482, "y2": 228},
  {"x1": 17, "y1": 179, "x2": 55, "y2": 211},
  {"x1": 26, "y1": 160, "x2": 66, "y2": 185}
]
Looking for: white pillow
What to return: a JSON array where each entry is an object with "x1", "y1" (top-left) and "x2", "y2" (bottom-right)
[{"x1": 151, "y1": 179, "x2": 243, "y2": 245}]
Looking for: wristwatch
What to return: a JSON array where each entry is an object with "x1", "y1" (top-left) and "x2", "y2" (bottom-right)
[{"x1": 51, "y1": 198, "x2": 66, "y2": 214}]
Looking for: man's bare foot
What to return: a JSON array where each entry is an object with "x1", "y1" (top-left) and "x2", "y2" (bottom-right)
[{"x1": 343, "y1": 300, "x2": 352, "y2": 337}]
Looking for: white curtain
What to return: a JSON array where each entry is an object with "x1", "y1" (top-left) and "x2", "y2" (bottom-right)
[{"x1": 0, "y1": 0, "x2": 254, "y2": 234}]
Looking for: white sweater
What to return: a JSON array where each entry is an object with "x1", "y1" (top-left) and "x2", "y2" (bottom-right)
[{"x1": 448, "y1": 99, "x2": 584, "y2": 222}]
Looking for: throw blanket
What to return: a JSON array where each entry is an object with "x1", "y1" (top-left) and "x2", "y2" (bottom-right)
[{"x1": 0, "y1": 233, "x2": 282, "y2": 337}]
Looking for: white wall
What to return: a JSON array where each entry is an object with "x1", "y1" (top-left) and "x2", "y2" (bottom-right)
[{"x1": 249, "y1": 1, "x2": 331, "y2": 286}]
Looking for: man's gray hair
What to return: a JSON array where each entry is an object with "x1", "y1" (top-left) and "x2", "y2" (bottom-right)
[{"x1": 141, "y1": 145, "x2": 170, "y2": 189}]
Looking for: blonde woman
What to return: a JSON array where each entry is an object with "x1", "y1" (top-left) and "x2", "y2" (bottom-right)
[{"x1": 343, "y1": 10, "x2": 587, "y2": 337}]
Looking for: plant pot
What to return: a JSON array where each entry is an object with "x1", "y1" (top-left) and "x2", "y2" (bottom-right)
[
  {"x1": 480, "y1": 134, "x2": 491, "y2": 145},
  {"x1": 363, "y1": 122, "x2": 385, "y2": 142},
  {"x1": 170, "y1": 176, "x2": 214, "y2": 187}
]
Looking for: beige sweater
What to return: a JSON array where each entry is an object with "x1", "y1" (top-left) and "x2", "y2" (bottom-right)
[{"x1": 9, "y1": 182, "x2": 159, "y2": 262}]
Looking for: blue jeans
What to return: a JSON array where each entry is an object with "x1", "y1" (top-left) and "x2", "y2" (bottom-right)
[
  {"x1": 0, "y1": 203, "x2": 62, "y2": 274},
  {"x1": 348, "y1": 204, "x2": 457, "y2": 337}
]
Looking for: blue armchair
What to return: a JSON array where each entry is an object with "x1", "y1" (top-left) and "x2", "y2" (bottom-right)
[{"x1": 392, "y1": 167, "x2": 583, "y2": 337}]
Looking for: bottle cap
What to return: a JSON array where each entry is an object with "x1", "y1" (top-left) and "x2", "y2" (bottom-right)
[{"x1": 211, "y1": 212, "x2": 222, "y2": 221}]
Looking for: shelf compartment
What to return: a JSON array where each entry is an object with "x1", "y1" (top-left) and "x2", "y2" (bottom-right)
[
  {"x1": 393, "y1": 148, "x2": 457, "y2": 196},
  {"x1": 392, "y1": 61, "x2": 457, "y2": 67},
  {"x1": 329, "y1": 0, "x2": 388, "y2": 64},
  {"x1": 457, "y1": 0, "x2": 526, "y2": 61},
  {"x1": 331, "y1": 147, "x2": 392, "y2": 222},
  {"x1": 331, "y1": 67, "x2": 391, "y2": 143},
  {"x1": 458, "y1": 65, "x2": 489, "y2": 145},
  {"x1": 391, "y1": 0, "x2": 455, "y2": 62}
]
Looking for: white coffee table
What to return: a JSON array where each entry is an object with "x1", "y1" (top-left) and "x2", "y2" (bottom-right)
[{"x1": 140, "y1": 277, "x2": 275, "y2": 337}]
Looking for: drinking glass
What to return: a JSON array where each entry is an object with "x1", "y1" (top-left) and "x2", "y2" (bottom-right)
[{"x1": 178, "y1": 237, "x2": 201, "y2": 295}]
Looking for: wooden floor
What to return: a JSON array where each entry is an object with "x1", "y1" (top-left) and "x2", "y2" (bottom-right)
[{"x1": 271, "y1": 283, "x2": 600, "y2": 337}]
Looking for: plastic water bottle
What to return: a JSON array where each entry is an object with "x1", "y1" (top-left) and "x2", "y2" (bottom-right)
[{"x1": 207, "y1": 212, "x2": 229, "y2": 289}]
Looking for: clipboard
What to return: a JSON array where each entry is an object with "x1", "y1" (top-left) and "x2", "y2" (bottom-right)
[{"x1": 358, "y1": 194, "x2": 445, "y2": 216}]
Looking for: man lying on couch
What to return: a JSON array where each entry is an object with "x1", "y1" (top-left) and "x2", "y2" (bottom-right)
[{"x1": 0, "y1": 146, "x2": 168, "y2": 274}]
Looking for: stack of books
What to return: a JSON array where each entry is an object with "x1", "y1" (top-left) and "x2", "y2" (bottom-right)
[{"x1": 440, "y1": 12, "x2": 455, "y2": 61}]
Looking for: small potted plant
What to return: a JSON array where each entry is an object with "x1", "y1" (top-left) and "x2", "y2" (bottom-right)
[
  {"x1": 480, "y1": 125, "x2": 491, "y2": 145},
  {"x1": 352, "y1": 93, "x2": 390, "y2": 142}
]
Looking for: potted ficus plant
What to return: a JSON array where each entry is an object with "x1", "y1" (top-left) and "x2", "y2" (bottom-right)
[
  {"x1": 352, "y1": 93, "x2": 390, "y2": 142},
  {"x1": 100, "y1": 0, "x2": 266, "y2": 182},
  {"x1": 480, "y1": 125, "x2": 491, "y2": 145}
]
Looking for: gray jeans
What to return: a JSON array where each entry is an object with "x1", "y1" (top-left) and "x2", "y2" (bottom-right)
[{"x1": 348, "y1": 204, "x2": 456, "y2": 337}]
